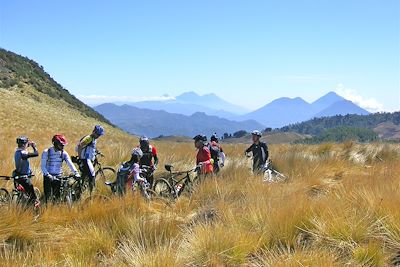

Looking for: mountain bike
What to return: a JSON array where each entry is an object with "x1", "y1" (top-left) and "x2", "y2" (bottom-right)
[
  {"x1": 105, "y1": 165, "x2": 154, "y2": 200},
  {"x1": 153, "y1": 164, "x2": 197, "y2": 200},
  {"x1": 0, "y1": 175, "x2": 41, "y2": 206},
  {"x1": 52, "y1": 174, "x2": 82, "y2": 206},
  {"x1": 72, "y1": 150, "x2": 116, "y2": 193},
  {"x1": 262, "y1": 160, "x2": 287, "y2": 183}
]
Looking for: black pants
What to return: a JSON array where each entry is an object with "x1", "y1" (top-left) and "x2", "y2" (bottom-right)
[
  {"x1": 213, "y1": 161, "x2": 220, "y2": 174},
  {"x1": 81, "y1": 160, "x2": 95, "y2": 193},
  {"x1": 43, "y1": 175, "x2": 61, "y2": 203},
  {"x1": 16, "y1": 178, "x2": 37, "y2": 204}
]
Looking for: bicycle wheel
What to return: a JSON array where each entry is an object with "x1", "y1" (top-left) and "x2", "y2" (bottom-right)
[
  {"x1": 153, "y1": 179, "x2": 174, "y2": 199},
  {"x1": 96, "y1": 167, "x2": 116, "y2": 182},
  {"x1": 0, "y1": 188, "x2": 10, "y2": 205}
]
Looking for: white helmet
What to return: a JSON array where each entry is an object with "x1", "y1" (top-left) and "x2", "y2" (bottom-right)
[
  {"x1": 132, "y1": 147, "x2": 143, "y2": 158},
  {"x1": 252, "y1": 130, "x2": 262, "y2": 137}
]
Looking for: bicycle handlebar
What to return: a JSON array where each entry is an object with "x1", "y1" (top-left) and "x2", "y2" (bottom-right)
[{"x1": 0, "y1": 174, "x2": 35, "y2": 180}]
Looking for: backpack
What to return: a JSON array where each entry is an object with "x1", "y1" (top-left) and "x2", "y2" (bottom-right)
[
  {"x1": 209, "y1": 143, "x2": 221, "y2": 162},
  {"x1": 76, "y1": 135, "x2": 93, "y2": 159}
]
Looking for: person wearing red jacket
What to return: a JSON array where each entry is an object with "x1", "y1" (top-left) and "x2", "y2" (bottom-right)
[{"x1": 193, "y1": 134, "x2": 213, "y2": 175}]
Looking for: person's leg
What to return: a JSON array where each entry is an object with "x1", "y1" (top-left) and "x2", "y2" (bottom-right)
[
  {"x1": 19, "y1": 178, "x2": 36, "y2": 204},
  {"x1": 84, "y1": 159, "x2": 96, "y2": 193},
  {"x1": 43, "y1": 176, "x2": 52, "y2": 204},
  {"x1": 52, "y1": 179, "x2": 61, "y2": 201}
]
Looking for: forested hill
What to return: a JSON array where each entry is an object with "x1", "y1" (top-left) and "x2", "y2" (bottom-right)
[
  {"x1": 0, "y1": 48, "x2": 110, "y2": 124},
  {"x1": 280, "y1": 112, "x2": 400, "y2": 136}
]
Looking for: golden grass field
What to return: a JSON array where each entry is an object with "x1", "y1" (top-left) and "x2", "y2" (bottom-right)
[{"x1": 1, "y1": 87, "x2": 400, "y2": 266}]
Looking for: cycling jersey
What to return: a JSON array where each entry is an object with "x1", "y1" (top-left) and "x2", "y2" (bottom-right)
[
  {"x1": 14, "y1": 148, "x2": 38, "y2": 175},
  {"x1": 139, "y1": 145, "x2": 158, "y2": 167},
  {"x1": 41, "y1": 147, "x2": 78, "y2": 176},
  {"x1": 196, "y1": 146, "x2": 213, "y2": 174},
  {"x1": 245, "y1": 142, "x2": 269, "y2": 172}
]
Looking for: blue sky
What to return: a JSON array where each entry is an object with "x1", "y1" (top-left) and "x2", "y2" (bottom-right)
[{"x1": 1, "y1": 0, "x2": 399, "y2": 111}]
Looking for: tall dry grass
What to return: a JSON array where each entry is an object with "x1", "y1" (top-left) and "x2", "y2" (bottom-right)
[{"x1": 1, "y1": 88, "x2": 400, "y2": 266}]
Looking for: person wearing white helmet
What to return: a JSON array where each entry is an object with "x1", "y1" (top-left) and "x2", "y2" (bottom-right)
[
  {"x1": 245, "y1": 130, "x2": 269, "y2": 174},
  {"x1": 115, "y1": 147, "x2": 147, "y2": 196}
]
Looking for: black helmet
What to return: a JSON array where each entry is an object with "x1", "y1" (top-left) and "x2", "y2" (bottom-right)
[
  {"x1": 139, "y1": 136, "x2": 150, "y2": 147},
  {"x1": 16, "y1": 136, "x2": 29, "y2": 145},
  {"x1": 210, "y1": 133, "x2": 219, "y2": 142},
  {"x1": 193, "y1": 134, "x2": 207, "y2": 142}
]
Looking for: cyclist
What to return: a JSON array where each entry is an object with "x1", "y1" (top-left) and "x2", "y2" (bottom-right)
[
  {"x1": 208, "y1": 134, "x2": 226, "y2": 173},
  {"x1": 41, "y1": 134, "x2": 80, "y2": 203},
  {"x1": 76, "y1": 125, "x2": 105, "y2": 193},
  {"x1": 138, "y1": 136, "x2": 158, "y2": 186},
  {"x1": 245, "y1": 130, "x2": 269, "y2": 174},
  {"x1": 115, "y1": 148, "x2": 147, "y2": 196},
  {"x1": 14, "y1": 136, "x2": 40, "y2": 207},
  {"x1": 193, "y1": 134, "x2": 213, "y2": 175}
]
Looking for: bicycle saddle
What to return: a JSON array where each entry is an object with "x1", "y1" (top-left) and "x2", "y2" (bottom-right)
[{"x1": 165, "y1": 164, "x2": 174, "y2": 172}]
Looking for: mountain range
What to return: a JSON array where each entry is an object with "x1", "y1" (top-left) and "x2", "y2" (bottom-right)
[
  {"x1": 94, "y1": 103, "x2": 264, "y2": 138},
  {"x1": 103, "y1": 90, "x2": 370, "y2": 130},
  {"x1": 240, "y1": 92, "x2": 370, "y2": 127}
]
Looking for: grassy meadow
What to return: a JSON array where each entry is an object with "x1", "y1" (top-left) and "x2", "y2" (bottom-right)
[
  {"x1": 1, "y1": 129, "x2": 400, "y2": 266},
  {"x1": 1, "y1": 87, "x2": 400, "y2": 266}
]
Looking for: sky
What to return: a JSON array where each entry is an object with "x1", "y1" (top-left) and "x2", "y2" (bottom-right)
[{"x1": 1, "y1": 0, "x2": 399, "y2": 112}]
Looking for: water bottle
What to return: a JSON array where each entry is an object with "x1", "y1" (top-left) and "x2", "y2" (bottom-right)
[{"x1": 175, "y1": 184, "x2": 183, "y2": 193}]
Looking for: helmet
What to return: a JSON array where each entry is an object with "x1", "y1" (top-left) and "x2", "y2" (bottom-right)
[
  {"x1": 16, "y1": 136, "x2": 29, "y2": 145},
  {"x1": 52, "y1": 134, "x2": 68, "y2": 146},
  {"x1": 251, "y1": 130, "x2": 262, "y2": 137},
  {"x1": 193, "y1": 134, "x2": 207, "y2": 142},
  {"x1": 139, "y1": 136, "x2": 150, "y2": 147},
  {"x1": 93, "y1": 125, "x2": 105, "y2": 136},
  {"x1": 132, "y1": 147, "x2": 143, "y2": 158},
  {"x1": 210, "y1": 133, "x2": 219, "y2": 142}
]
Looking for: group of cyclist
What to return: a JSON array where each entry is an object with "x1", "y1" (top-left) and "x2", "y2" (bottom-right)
[
  {"x1": 10, "y1": 124, "x2": 268, "y2": 207},
  {"x1": 13, "y1": 125, "x2": 105, "y2": 207}
]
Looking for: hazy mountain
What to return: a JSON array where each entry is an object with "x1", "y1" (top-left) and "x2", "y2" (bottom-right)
[
  {"x1": 311, "y1": 91, "x2": 346, "y2": 112},
  {"x1": 314, "y1": 100, "x2": 370, "y2": 118},
  {"x1": 241, "y1": 92, "x2": 370, "y2": 128},
  {"x1": 241, "y1": 97, "x2": 315, "y2": 128},
  {"x1": 94, "y1": 103, "x2": 264, "y2": 138},
  {"x1": 126, "y1": 91, "x2": 248, "y2": 120},
  {"x1": 175, "y1": 91, "x2": 249, "y2": 114}
]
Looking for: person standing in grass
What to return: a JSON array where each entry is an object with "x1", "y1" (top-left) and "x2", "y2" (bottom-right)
[
  {"x1": 208, "y1": 133, "x2": 226, "y2": 174},
  {"x1": 193, "y1": 134, "x2": 213, "y2": 175},
  {"x1": 245, "y1": 130, "x2": 269, "y2": 174},
  {"x1": 138, "y1": 136, "x2": 159, "y2": 187},
  {"x1": 76, "y1": 125, "x2": 105, "y2": 193},
  {"x1": 14, "y1": 136, "x2": 40, "y2": 207},
  {"x1": 41, "y1": 134, "x2": 80, "y2": 203}
]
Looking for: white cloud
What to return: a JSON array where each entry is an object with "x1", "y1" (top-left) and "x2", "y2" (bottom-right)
[
  {"x1": 77, "y1": 94, "x2": 175, "y2": 105},
  {"x1": 335, "y1": 84, "x2": 384, "y2": 112}
]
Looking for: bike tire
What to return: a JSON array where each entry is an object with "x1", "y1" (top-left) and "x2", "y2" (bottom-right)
[
  {"x1": 153, "y1": 179, "x2": 175, "y2": 199},
  {"x1": 96, "y1": 167, "x2": 116, "y2": 182},
  {"x1": 0, "y1": 188, "x2": 10, "y2": 205}
]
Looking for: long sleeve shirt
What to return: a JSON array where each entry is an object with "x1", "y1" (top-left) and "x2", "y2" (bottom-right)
[{"x1": 41, "y1": 147, "x2": 78, "y2": 176}]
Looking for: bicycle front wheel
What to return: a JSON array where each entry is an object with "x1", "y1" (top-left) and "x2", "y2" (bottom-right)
[
  {"x1": 153, "y1": 179, "x2": 174, "y2": 199},
  {"x1": 96, "y1": 167, "x2": 116, "y2": 182}
]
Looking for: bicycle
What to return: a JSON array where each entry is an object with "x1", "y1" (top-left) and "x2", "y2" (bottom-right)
[
  {"x1": 105, "y1": 165, "x2": 154, "y2": 200},
  {"x1": 52, "y1": 174, "x2": 82, "y2": 206},
  {"x1": 245, "y1": 153, "x2": 287, "y2": 183},
  {"x1": 262, "y1": 160, "x2": 287, "y2": 183},
  {"x1": 0, "y1": 175, "x2": 41, "y2": 206},
  {"x1": 72, "y1": 150, "x2": 116, "y2": 192},
  {"x1": 153, "y1": 164, "x2": 198, "y2": 200}
]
